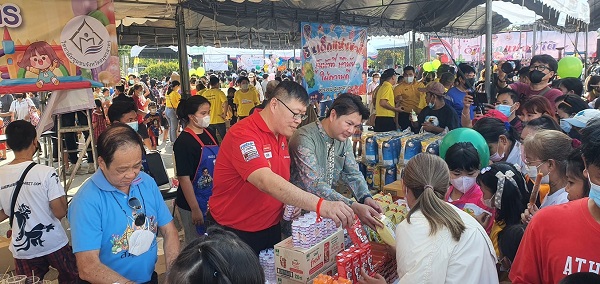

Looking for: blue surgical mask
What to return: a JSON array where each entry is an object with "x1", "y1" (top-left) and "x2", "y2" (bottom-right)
[
  {"x1": 588, "y1": 176, "x2": 600, "y2": 207},
  {"x1": 496, "y1": 104, "x2": 513, "y2": 118},
  {"x1": 560, "y1": 119, "x2": 572, "y2": 134},
  {"x1": 126, "y1": 121, "x2": 139, "y2": 132}
]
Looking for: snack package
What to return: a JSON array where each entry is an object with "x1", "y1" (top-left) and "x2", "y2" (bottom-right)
[
  {"x1": 363, "y1": 133, "x2": 378, "y2": 165},
  {"x1": 462, "y1": 203, "x2": 492, "y2": 217},
  {"x1": 347, "y1": 215, "x2": 369, "y2": 246},
  {"x1": 384, "y1": 166, "x2": 397, "y2": 185},
  {"x1": 376, "y1": 215, "x2": 397, "y2": 247}
]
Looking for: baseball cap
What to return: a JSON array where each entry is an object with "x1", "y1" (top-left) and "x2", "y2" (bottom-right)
[
  {"x1": 564, "y1": 109, "x2": 600, "y2": 128},
  {"x1": 472, "y1": 109, "x2": 509, "y2": 125},
  {"x1": 418, "y1": 81, "x2": 445, "y2": 96},
  {"x1": 380, "y1": 68, "x2": 400, "y2": 80}
]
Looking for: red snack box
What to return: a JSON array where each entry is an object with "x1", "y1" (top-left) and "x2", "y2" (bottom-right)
[
  {"x1": 347, "y1": 215, "x2": 369, "y2": 246},
  {"x1": 336, "y1": 254, "x2": 353, "y2": 282},
  {"x1": 360, "y1": 243, "x2": 375, "y2": 275},
  {"x1": 350, "y1": 251, "x2": 361, "y2": 283}
]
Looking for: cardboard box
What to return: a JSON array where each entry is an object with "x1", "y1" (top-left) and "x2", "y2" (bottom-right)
[
  {"x1": 275, "y1": 229, "x2": 344, "y2": 283},
  {"x1": 0, "y1": 236, "x2": 14, "y2": 274},
  {"x1": 276, "y1": 263, "x2": 338, "y2": 284},
  {"x1": 383, "y1": 180, "x2": 404, "y2": 198}
]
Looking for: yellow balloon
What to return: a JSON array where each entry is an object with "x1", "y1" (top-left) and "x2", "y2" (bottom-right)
[
  {"x1": 197, "y1": 67, "x2": 206, "y2": 77},
  {"x1": 432, "y1": 59, "x2": 442, "y2": 69}
]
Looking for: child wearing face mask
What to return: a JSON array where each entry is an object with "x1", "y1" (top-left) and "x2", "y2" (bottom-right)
[
  {"x1": 174, "y1": 96, "x2": 219, "y2": 244},
  {"x1": 444, "y1": 142, "x2": 494, "y2": 232},
  {"x1": 144, "y1": 102, "x2": 162, "y2": 151}
]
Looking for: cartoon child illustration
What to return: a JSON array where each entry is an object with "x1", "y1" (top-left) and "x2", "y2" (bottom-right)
[{"x1": 17, "y1": 41, "x2": 63, "y2": 88}]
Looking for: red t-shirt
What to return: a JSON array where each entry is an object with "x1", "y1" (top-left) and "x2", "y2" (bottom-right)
[
  {"x1": 509, "y1": 198, "x2": 600, "y2": 283},
  {"x1": 510, "y1": 82, "x2": 563, "y2": 112},
  {"x1": 134, "y1": 95, "x2": 145, "y2": 124},
  {"x1": 208, "y1": 111, "x2": 289, "y2": 232}
]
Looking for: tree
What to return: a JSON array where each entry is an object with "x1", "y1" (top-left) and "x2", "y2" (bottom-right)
[{"x1": 144, "y1": 62, "x2": 180, "y2": 80}]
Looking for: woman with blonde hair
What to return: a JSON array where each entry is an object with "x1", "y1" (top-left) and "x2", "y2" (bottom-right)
[
  {"x1": 521, "y1": 130, "x2": 576, "y2": 223},
  {"x1": 360, "y1": 153, "x2": 498, "y2": 284}
]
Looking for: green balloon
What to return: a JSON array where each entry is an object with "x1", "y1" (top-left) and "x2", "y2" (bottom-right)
[
  {"x1": 557, "y1": 56, "x2": 583, "y2": 78},
  {"x1": 423, "y1": 62, "x2": 434, "y2": 72},
  {"x1": 439, "y1": 128, "x2": 490, "y2": 168}
]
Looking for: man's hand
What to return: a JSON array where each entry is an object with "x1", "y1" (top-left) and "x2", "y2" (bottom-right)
[
  {"x1": 363, "y1": 197, "x2": 382, "y2": 213},
  {"x1": 319, "y1": 200, "x2": 354, "y2": 228},
  {"x1": 422, "y1": 121, "x2": 435, "y2": 132},
  {"x1": 351, "y1": 202, "x2": 382, "y2": 230},
  {"x1": 358, "y1": 268, "x2": 387, "y2": 284},
  {"x1": 463, "y1": 94, "x2": 474, "y2": 109},
  {"x1": 191, "y1": 208, "x2": 204, "y2": 226},
  {"x1": 521, "y1": 203, "x2": 539, "y2": 224}
]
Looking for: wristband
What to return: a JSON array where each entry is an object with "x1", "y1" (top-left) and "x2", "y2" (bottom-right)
[{"x1": 316, "y1": 198, "x2": 324, "y2": 222}]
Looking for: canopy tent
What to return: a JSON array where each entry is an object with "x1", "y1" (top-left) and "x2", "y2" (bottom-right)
[
  {"x1": 115, "y1": 0, "x2": 590, "y2": 48},
  {"x1": 116, "y1": 0, "x2": 499, "y2": 48}
]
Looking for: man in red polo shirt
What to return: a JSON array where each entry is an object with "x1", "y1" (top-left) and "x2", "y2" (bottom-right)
[{"x1": 208, "y1": 81, "x2": 354, "y2": 254}]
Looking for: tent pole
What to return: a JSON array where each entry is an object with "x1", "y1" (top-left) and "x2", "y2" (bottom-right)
[
  {"x1": 532, "y1": 22, "x2": 537, "y2": 57},
  {"x1": 411, "y1": 31, "x2": 416, "y2": 66},
  {"x1": 585, "y1": 24, "x2": 589, "y2": 76},
  {"x1": 176, "y1": 4, "x2": 190, "y2": 98},
  {"x1": 484, "y1": 0, "x2": 492, "y2": 102}
]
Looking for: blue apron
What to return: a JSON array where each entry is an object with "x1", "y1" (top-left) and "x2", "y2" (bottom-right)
[{"x1": 184, "y1": 128, "x2": 219, "y2": 235}]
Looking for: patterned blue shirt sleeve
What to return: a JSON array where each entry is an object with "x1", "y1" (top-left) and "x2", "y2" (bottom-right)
[
  {"x1": 339, "y1": 140, "x2": 371, "y2": 203},
  {"x1": 290, "y1": 134, "x2": 353, "y2": 205}
]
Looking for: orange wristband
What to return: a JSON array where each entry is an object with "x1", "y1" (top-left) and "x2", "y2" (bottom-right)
[{"x1": 316, "y1": 198, "x2": 324, "y2": 222}]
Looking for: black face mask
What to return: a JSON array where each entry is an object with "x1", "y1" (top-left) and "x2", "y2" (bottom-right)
[
  {"x1": 528, "y1": 70, "x2": 546, "y2": 84},
  {"x1": 464, "y1": 78, "x2": 476, "y2": 89}
]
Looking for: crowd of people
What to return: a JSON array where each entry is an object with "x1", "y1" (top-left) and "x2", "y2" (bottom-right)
[{"x1": 0, "y1": 53, "x2": 599, "y2": 284}]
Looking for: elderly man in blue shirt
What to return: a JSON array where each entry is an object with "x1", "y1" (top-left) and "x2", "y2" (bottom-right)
[{"x1": 290, "y1": 94, "x2": 383, "y2": 230}]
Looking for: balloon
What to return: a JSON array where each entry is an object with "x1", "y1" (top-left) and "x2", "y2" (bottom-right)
[
  {"x1": 255, "y1": 65, "x2": 261, "y2": 70},
  {"x1": 439, "y1": 128, "x2": 490, "y2": 168},
  {"x1": 72, "y1": 0, "x2": 97, "y2": 16},
  {"x1": 557, "y1": 56, "x2": 583, "y2": 78},
  {"x1": 432, "y1": 59, "x2": 441, "y2": 69},
  {"x1": 196, "y1": 67, "x2": 205, "y2": 77},
  {"x1": 188, "y1": 68, "x2": 196, "y2": 76},
  {"x1": 423, "y1": 62, "x2": 434, "y2": 72}
]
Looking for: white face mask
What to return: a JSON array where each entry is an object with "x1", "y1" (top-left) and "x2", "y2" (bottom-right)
[
  {"x1": 490, "y1": 143, "x2": 505, "y2": 162},
  {"x1": 405, "y1": 76, "x2": 414, "y2": 83},
  {"x1": 195, "y1": 115, "x2": 211, "y2": 128},
  {"x1": 128, "y1": 229, "x2": 154, "y2": 256},
  {"x1": 526, "y1": 162, "x2": 550, "y2": 184},
  {"x1": 451, "y1": 176, "x2": 477, "y2": 193}
]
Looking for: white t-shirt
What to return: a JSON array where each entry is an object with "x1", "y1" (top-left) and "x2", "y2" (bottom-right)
[
  {"x1": 540, "y1": 188, "x2": 569, "y2": 208},
  {"x1": 9, "y1": 98, "x2": 34, "y2": 121},
  {"x1": 0, "y1": 162, "x2": 68, "y2": 259},
  {"x1": 395, "y1": 204, "x2": 498, "y2": 284}
]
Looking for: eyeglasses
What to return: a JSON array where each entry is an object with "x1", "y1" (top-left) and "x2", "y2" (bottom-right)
[
  {"x1": 276, "y1": 98, "x2": 308, "y2": 121},
  {"x1": 529, "y1": 65, "x2": 551, "y2": 72},
  {"x1": 128, "y1": 197, "x2": 146, "y2": 226}
]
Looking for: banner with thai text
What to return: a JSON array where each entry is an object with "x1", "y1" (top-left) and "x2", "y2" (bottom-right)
[
  {"x1": 301, "y1": 22, "x2": 367, "y2": 101},
  {"x1": 429, "y1": 31, "x2": 597, "y2": 64},
  {"x1": 236, "y1": 54, "x2": 264, "y2": 71},
  {"x1": 0, "y1": 0, "x2": 119, "y2": 93}
]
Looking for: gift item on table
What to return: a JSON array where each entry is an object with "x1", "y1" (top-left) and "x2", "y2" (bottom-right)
[
  {"x1": 346, "y1": 216, "x2": 369, "y2": 246},
  {"x1": 384, "y1": 166, "x2": 397, "y2": 185},
  {"x1": 313, "y1": 273, "x2": 352, "y2": 284},
  {"x1": 282, "y1": 204, "x2": 296, "y2": 221},
  {"x1": 291, "y1": 212, "x2": 337, "y2": 249},
  {"x1": 259, "y1": 248, "x2": 276, "y2": 284},
  {"x1": 336, "y1": 243, "x2": 374, "y2": 283}
]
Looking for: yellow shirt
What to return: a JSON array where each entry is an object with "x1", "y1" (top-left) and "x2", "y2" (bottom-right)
[
  {"x1": 202, "y1": 88, "x2": 227, "y2": 124},
  {"x1": 165, "y1": 91, "x2": 181, "y2": 108},
  {"x1": 490, "y1": 220, "x2": 505, "y2": 258},
  {"x1": 197, "y1": 89, "x2": 207, "y2": 97},
  {"x1": 375, "y1": 81, "x2": 395, "y2": 117},
  {"x1": 394, "y1": 81, "x2": 425, "y2": 114},
  {"x1": 234, "y1": 88, "x2": 260, "y2": 117}
]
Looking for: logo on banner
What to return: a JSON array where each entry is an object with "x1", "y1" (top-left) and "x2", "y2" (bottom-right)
[{"x1": 60, "y1": 15, "x2": 110, "y2": 69}]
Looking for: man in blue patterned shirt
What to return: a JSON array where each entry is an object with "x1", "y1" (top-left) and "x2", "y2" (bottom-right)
[{"x1": 289, "y1": 94, "x2": 382, "y2": 230}]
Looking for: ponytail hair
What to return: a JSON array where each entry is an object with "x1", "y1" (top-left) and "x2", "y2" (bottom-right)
[
  {"x1": 167, "y1": 80, "x2": 181, "y2": 94},
  {"x1": 176, "y1": 95, "x2": 210, "y2": 123},
  {"x1": 403, "y1": 153, "x2": 466, "y2": 241}
]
